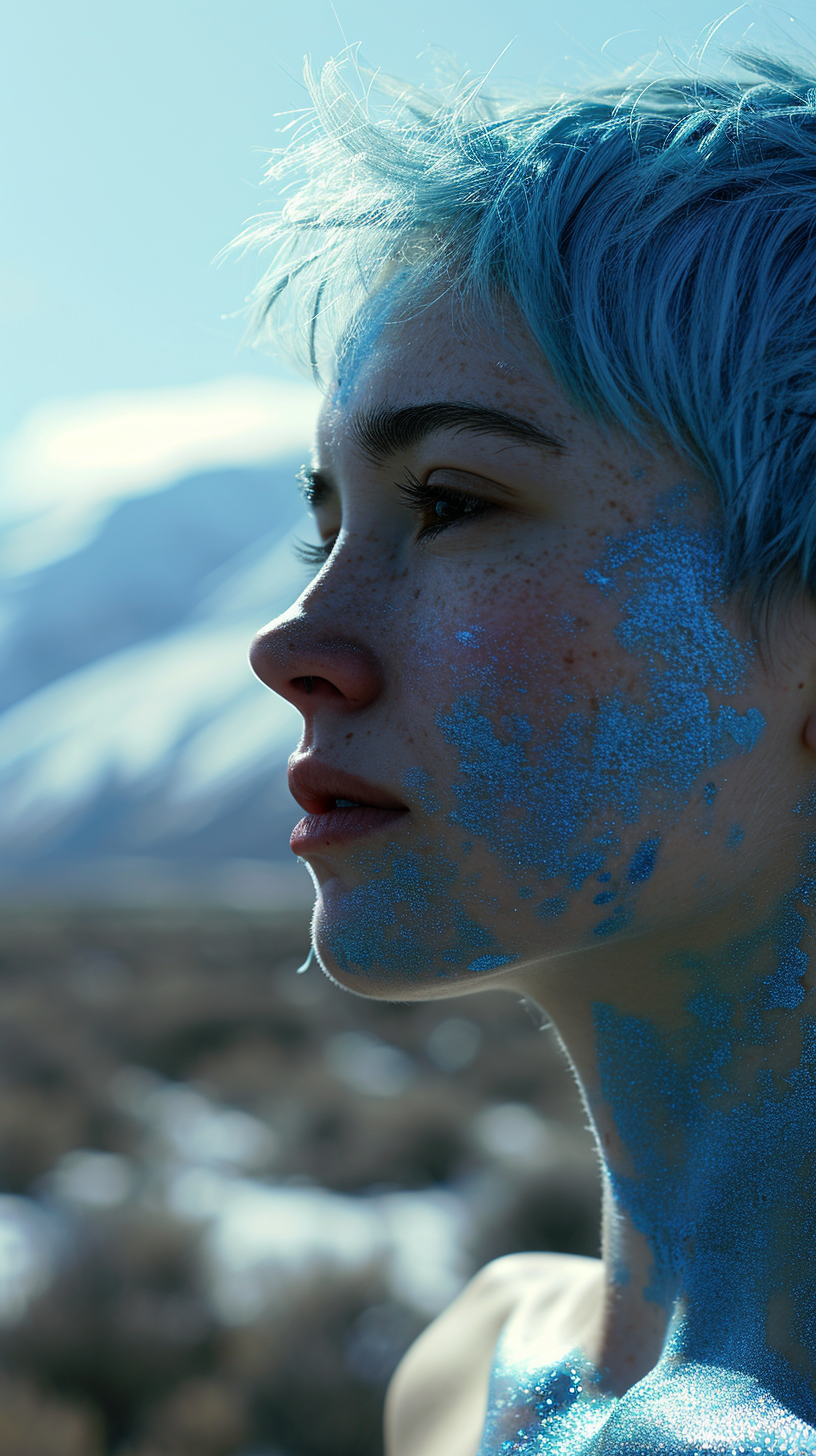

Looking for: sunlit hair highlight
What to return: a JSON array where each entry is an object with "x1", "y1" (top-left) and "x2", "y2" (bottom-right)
[{"x1": 236, "y1": 48, "x2": 816, "y2": 604}]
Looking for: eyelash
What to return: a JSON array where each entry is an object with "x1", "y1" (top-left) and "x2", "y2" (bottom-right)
[
  {"x1": 293, "y1": 537, "x2": 336, "y2": 567},
  {"x1": 396, "y1": 471, "x2": 497, "y2": 540},
  {"x1": 293, "y1": 472, "x2": 498, "y2": 567}
]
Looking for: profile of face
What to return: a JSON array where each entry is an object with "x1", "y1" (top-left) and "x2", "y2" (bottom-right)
[
  {"x1": 250, "y1": 293, "x2": 816, "y2": 1426},
  {"x1": 250, "y1": 297, "x2": 813, "y2": 1008}
]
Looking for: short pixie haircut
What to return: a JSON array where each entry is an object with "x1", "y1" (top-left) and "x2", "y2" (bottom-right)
[{"x1": 239, "y1": 50, "x2": 816, "y2": 605}]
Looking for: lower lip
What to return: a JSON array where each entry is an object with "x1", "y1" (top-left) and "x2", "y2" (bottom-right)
[{"x1": 290, "y1": 806, "x2": 409, "y2": 853}]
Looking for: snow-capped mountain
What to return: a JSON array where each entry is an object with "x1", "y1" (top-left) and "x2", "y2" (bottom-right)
[{"x1": 0, "y1": 378, "x2": 322, "y2": 904}]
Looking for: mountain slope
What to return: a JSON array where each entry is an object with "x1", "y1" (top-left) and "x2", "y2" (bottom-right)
[{"x1": 0, "y1": 381, "x2": 322, "y2": 897}]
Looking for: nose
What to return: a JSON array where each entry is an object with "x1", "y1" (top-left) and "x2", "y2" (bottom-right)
[{"x1": 250, "y1": 607, "x2": 384, "y2": 714}]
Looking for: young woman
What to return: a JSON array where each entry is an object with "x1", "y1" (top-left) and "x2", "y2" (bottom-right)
[{"x1": 245, "y1": 46, "x2": 816, "y2": 1456}]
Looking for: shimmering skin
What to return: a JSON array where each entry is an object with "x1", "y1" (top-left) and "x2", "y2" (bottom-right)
[{"x1": 250, "y1": 298, "x2": 816, "y2": 1451}]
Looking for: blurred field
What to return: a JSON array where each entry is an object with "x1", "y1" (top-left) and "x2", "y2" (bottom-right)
[{"x1": 0, "y1": 905, "x2": 599, "y2": 1456}]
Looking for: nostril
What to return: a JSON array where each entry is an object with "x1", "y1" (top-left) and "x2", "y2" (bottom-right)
[
  {"x1": 250, "y1": 627, "x2": 383, "y2": 708},
  {"x1": 292, "y1": 674, "x2": 343, "y2": 700}
]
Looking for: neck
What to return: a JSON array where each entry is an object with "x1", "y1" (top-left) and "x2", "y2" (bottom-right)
[{"x1": 522, "y1": 870, "x2": 816, "y2": 1419}]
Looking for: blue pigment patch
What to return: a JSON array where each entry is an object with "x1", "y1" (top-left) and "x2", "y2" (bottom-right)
[
  {"x1": 518, "y1": 886, "x2": 533, "y2": 898},
  {"x1": 597, "y1": 872, "x2": 612, "y2": 883},
  {"x1": 703, "y1": 781, "x2": 717, "y2": 805},
  {"x1": 467, "y1": 953, "x2": 520, "y2": 973},
  {"x1": 727, "y1": 823, "x2": 745, "y2": 850},
  {"x1": 594, "y1": 905, "x2": 633, "y2": 937},
  {"x1": 756, "y1": 1067, "x2": 775, "y2": 1095},
  {"x1": 537, "y1": 896, "x2": 566, "y2": 920},
  {"x1": 568, "y1": 849, "x2": 607, "y2": 889},
  {"x1": 403, "y1": 766, "x2": 440, "y2": 814},
  {"x1": 713, "y1": 704, "x2": 766, "y2": 753},
  {"x1": 329, "y1": 843, "x2": 499, "y2": 980},
  {"x1": 475, "y1": 735, "x2": 816, "y2": 1451},
  {"x1": 628, "y1": 837, "x2": 661, "y2": 884},
  {"x1": 687, "y1": 990, "x2": 732, "y2": 1028},
  {"x1": 594, "y1": 890, "x2": 617, "y2": 905},
  {"x1": 438, "y1": 507, "x2": 766, "y2": 906},
  {"x1": 584, "y1": 568, "x2": 613, "y2": 591},
  {"x1": 577, "y1": 871, "x2": 816, "y2": 1438}
]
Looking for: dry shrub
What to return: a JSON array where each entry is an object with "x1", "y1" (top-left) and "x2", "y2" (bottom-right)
[{"x1": 0, "y1": 1375, "x2": 103, "y2": 1456}]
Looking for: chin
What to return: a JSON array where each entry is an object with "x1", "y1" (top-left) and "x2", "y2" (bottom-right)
[{"x1": 310, "y1": 869, "x2": 522, "y2": 1001}]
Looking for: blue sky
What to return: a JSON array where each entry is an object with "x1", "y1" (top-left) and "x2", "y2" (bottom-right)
[{"x1": 2, "y1": 1, "x2": 813, "y2": 438}]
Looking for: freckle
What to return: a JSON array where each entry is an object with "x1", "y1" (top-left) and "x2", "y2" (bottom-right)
[{"x1": 563, "y1": 651, "x2": 575, "y2": 665}]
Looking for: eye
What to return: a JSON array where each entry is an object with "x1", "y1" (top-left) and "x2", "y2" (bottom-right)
[{"x1": 396, "y1": 471, "x2": 499, "y2": 541}]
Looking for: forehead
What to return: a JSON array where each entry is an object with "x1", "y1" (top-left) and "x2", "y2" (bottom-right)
[{"x1": 316, "y1": 295, "x2": 589, "y2": 460}]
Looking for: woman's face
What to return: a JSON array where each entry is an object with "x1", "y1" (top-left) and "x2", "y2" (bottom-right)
[{"x1": 251, "y1": 300, "x2": 809, "y2": 999}]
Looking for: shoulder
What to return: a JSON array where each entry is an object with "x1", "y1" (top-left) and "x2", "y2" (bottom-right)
[{"x1": 384, "y1": 1252, "x2": 602, "y2": 1456}]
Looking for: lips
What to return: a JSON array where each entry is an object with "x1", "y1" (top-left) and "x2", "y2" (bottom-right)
[{"x1": 287, "y1": 756, "x2": 409, "y2": 852}]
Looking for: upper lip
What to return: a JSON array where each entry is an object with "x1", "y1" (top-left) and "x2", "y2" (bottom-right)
[{"x1": 288, "y1": 756, "x2": 408, "y2": 815}]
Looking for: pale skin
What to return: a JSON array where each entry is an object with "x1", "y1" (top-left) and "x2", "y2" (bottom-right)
[{"x1": 251, "y1": 297, "x2": 816, "y2": 1453}]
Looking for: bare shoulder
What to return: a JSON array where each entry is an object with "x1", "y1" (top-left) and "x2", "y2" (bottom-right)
[{"x1": 384, "y1": 1252, "x2": 602, "y2": 1456}]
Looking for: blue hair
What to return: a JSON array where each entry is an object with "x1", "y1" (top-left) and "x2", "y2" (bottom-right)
[{"x1": 238, "y1": 49, "x2": 816, "y2": 605}]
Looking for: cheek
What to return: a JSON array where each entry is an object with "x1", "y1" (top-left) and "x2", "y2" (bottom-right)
[
  {"x1": 313, "y1": 507, "x2": 772, "y2": 988},
  {"x1": 425, "y1": 620, "x2": 649, "y2": 928},
  {"x1": 405, "y1": 522, "x2": 768, "y2": 937}
]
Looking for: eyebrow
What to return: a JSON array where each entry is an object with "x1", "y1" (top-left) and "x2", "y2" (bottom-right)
[
  {"x1": 296, "y1": 399, "x2": 566, "y2": 511},
  {"x1": 350, "y1": 400, "x2": 566, "y2": 464}
]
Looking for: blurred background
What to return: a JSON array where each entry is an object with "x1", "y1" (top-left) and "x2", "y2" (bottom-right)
[{"x1": 0, "y1": 3, "x2": 809, "y2": 1452}]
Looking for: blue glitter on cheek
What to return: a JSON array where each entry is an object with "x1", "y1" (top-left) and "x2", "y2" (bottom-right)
[
  {"x1": 593, "y1": 904, "x2": 633, "y2": 937},
  {"x1": 712, "y1": 704, "x2": 766, "y2": 753},
  {"x1": 403, "y1": 766, "x2": 441, "y2": 814},
  {"x1": 569, "y1": 849, "x2": 608, "y2": 889},
  {"x1": 437, "y1": 504, "x2": 766, "y2": 926},
  {"x1": 584, "y1": 568, "x2": 613, "y2": 592},
  {"x1": 473, "y1": 690, "x2": 816, "y2": 1453},
  {"x1": 687, "y1": 990, "x2": 732, "y2": 1027},
  {"x1": 468, "y1": 953, "x2": 520, "y2": 972},
  {"x1": 727, "y1": 823, "x2": 746, "y2": 851},
  {"x1": 537, "y1": 896, "x2": 567, "y2": 920},
  {"x1": 325, "y1": 844, "x2": 503, "y2": 980},
  {"x1": 628, "y1": 837, "x2": 661, "y2": 884}
]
